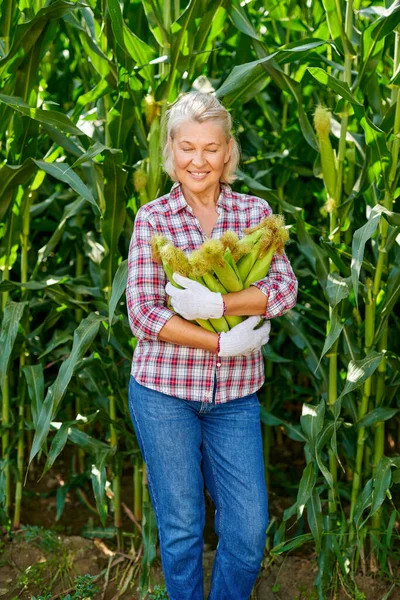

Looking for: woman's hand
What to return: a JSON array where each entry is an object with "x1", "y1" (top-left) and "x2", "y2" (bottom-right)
[
  {"x1": 218, "y1": 316, "x2": 271, "y2": 357},
  {"x1": 165, "y1": 273, "x2": 224, "y2": 320}
]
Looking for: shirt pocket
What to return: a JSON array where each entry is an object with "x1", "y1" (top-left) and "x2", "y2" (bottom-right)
[{"x1": 173, "y1": 235, "x2": 195, "y2": 255}]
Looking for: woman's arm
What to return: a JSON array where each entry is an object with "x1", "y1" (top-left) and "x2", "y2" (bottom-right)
[
  {"x1": 223, "y1": 286, "x2": 268, "y2": 316},
  {"x1": 222, "y1": 250, "x2": 298, "y2": 319},
  {"x1": 126, "y1": 208, "x2": 219, "y2": 351},
  {"x1": 126, "y1": 208, "x2": 176, "y2": 341},
  {"x1": 223, "y1": 200, "x2": 298, "y2": 319},
  {"x1": 246, "y1": 248, "x2": 298, "y2": 319},
  {"x1": 157, "y1": 314, "x2": 218, "y2": 352}
]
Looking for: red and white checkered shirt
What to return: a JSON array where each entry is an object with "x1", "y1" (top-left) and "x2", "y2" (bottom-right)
[{"x1": 126, "y1": 181, "x2": 298, "y2": 403}]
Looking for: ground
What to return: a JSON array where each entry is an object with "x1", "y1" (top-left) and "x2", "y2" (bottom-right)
[{"x1": 0, "y1": 450, "x2": 399, "y2": 599}]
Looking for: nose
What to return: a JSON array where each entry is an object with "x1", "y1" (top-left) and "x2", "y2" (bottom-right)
[{"x1": 191, "y1": 150, "x2": 207, "y2": 167}]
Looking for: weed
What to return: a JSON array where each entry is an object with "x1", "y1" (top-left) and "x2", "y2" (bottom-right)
[
  {"x1": 148, "y1": 584, "x2": 169, "y2": 599},
  {"x1": 32, "y1": 574, "x2": 99, "y2": 600},
  {"x1": 21, "y1": 525, "x2": 61, "y2": 553}
]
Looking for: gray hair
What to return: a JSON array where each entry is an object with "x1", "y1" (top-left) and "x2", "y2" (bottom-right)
[{"x1": 161, "y1": 92, "x2": 240, "y2": 184}]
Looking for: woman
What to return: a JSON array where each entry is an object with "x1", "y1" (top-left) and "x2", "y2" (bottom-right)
[{"x1": 126, "y1": 91, "x2": 298, "y2": 600}]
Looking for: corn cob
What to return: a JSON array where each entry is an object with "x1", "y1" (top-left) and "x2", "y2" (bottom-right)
[
  {"x1": 161, "y1": 243, "x2": 229, "y2": 333},
  {"x1": 201, "y1": 239, "x2": 243, "y2": 293},
  {"x1": 151, "y1": 238, "x2": 216, "y2": 332},
  {"x1": 244, "y1": 220, "x2": 289, "y2": 288},
  {"x1": 314, "y1": 104, "x2": 337, "y2": 201}
]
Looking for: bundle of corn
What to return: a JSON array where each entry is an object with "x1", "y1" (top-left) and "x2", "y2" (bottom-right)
[{"x1": 151, "y1": 215, "x2": 289, "y2": 332}]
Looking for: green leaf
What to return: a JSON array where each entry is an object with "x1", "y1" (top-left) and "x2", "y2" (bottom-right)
[
  {"x1": 376, "y1": 265, "x2": 400, "y2": 342},
  {"x1": 295, "y1": 218, "x2": 329, "y2": 287},
  {"x1": 107, "y1": 0, "x2": 126, "y2": 52},
  {"x1": 23, "y1": 364, "x2": 45, "y2": 429},
  {"x1": 307, "y1": 67, "x2": 363, "y2": 106},
  {"x1": 0, "y1": 301, "x2": 28, "y2": 394},
  {"x1": 70, "y1": 142, "x2": 109, "y2": 169},
  {"x1": 43, "y1": 423, "x2": 70, "y2": 476},
  {"x1": 370, "y1": 456, "x2": 392, "y2": 517},
  {"x1": 28, "y1": 313, "x2": 104, "y2": 465},
  {"x1": 300, "y1": 400, "x2": 325, "y2": 449},
  {"x1": 281, "y1": 311, "x2": 328, "y2": 388},
  {"x1": 0, "y1": 160, "x2": 36, "y2": 220},
  {"x1": 357, "y1": 2, "x2": 400, "y2": 89},
  {"x1": 297, "y1": 462, "x2": 317, "y2": 518},
  {"x1": 123, "y1": 24, "x2": 155, "y2": 83},
  {"x1": 0, "y1": 94, "x2": 86, "y2": 135},
  {"x1": 351, "y1": 205, "x2": 382, "y2": 305},
  {"x1": 260, "y1": 406, "x2": 306, "y2": 442},
  {"x1": 354, "y1": 478, "x2": 373, "y2": 530},
  {"x1": 0, "y1": 0, "x2": 82, "y2": 75},
  {"x1": 271, "y1": 533, "x2": 314, "y2": 555},
  {"x1": 141, "y1": 0, "x2": 168, "y2": 47},
  {"x1": 228, "y1": 0, "x2": 260, "y2": 41},
  {"x1": 91, "y1": 454, "x2": 109, "y2": 527},
  {"x1": 32, "y1": 160, "x2": 100, "y2": 216},
  {"x1": 325, "y1": 272, "x2": 351, "y2": 309},
  {"x1": 357, "y1": 408, "x2": 399, "y2": 429},
  {"x1": 101, "y1": 152, "x2": 127, "y2": 284},
  {"x1": 32, "y1": 198, "x2": 87, "y2": 278},
  {"x1": 108, "y1": 259, "x2": 128, "y2": 332},
  {"x1": 139, "y1": 499, "x2": 158, "y2": 596},
  {"x1": 321, "y1": 0, "x2": 343, "y2": 47},
  {"x1": 338, "y1": 351, "x2": 383, "y2": 401},
  {"x1": 307, "y1": 489, "x2": 323, "y2": 553},
  {"x1": 315, "y1": 307, "x2": 343, "y2": 373},
  {"x1": 262, "y1": 345, "x2": 292, "y2": 363},
  {"x1": 315, "y1": 422, "x2": 336, "y2": 489}
]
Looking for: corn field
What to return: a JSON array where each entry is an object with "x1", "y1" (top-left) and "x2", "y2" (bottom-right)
[{"x1": 0, "y1": 0, "x2": 399, "y2": 598}]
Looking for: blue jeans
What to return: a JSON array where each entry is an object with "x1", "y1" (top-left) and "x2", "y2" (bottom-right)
[{"x1": 128, "y1": 375, "x2": 269, "y2": 600}]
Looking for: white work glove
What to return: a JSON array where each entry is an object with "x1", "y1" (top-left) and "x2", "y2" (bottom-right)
[
  {"x1": 219, "y1": 316, "x2": 271, "y2": 357},
  {"x1": 165, "y1": 272, "x2": 224, "y2": 320}
]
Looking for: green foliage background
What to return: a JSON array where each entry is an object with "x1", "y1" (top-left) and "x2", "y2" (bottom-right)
[{"x1": 0, "y1": 0, "x2": 399, "y2": 596}]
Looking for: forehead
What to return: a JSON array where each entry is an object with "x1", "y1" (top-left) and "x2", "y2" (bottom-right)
[{"x1": 174, "y1": 120, "x2": 225, "y2": 143}]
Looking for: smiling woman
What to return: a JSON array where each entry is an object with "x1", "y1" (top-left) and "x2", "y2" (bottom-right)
[{"x1": 125, "y1": 91, "x2": 298, "y2": 600}]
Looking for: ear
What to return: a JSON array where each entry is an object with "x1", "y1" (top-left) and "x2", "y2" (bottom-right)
[{"x1": 224, "y1": 137, "x2": 234, "y2": 164}]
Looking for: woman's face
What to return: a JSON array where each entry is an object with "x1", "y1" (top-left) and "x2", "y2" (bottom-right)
[{"x1": 170, "y1": 120, "x2": 234, "y2": 195}]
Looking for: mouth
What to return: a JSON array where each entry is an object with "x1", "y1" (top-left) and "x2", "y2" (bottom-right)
[{"x1": 188, "y1": 171, "x2": 210, "y2": 179}]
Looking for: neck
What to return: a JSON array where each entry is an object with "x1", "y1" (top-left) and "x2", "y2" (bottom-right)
[{"x1": 180, "y1": 181, "x2": 221, "y2": 211}]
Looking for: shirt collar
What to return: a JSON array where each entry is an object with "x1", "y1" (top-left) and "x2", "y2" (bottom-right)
[{"x1": 169, "y1": 181, "x2": 233, "y2": 214}]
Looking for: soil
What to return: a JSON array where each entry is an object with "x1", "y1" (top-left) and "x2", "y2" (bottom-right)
[{"x1": 0, "y1": 450, "x2": 399, "y2": 599}]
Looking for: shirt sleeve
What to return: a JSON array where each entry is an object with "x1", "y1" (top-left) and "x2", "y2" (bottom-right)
[
  {"x1": 126, "y1": 207, "x2": 175, "y2": 341},
  {"x1": 249, "y1": 202, "x2": 298, "y2": 319}
]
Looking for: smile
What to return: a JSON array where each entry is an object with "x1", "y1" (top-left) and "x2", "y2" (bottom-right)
[{"x1": 188, "y1": 171, "x2": 210, "y2": 179}]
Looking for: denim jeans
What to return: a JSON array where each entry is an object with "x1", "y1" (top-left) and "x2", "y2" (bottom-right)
[{"x1": 128, "y1": 374, "x2": 269, "y2": 600}]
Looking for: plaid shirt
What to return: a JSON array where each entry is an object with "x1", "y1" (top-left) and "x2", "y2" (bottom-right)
[{"x1": 126, "y1": 181, "x2": 298, "y2": 404}]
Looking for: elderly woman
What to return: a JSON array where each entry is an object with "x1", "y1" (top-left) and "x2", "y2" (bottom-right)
[{"x1": 126, "y1": 91, "x2": 298, "y2": 600}]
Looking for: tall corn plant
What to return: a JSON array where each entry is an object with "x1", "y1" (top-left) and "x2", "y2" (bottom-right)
[
  {"x1": 213, "y1": 0, "x2": 400, "y2": 595},
  {"x1": 1, "y1": 0, "x2": 399, "y2": 597},
  {"x1": 0, "y1": 0, "x2": 234, "y2": 595}
]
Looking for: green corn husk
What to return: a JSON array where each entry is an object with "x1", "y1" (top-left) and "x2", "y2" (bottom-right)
[
  {"x1": 244, "y1": 223, "x2": 289, "y2": 288},
  {"x1": 186, "y1": 250, "x2": 230, "y2": 332},
  {"x1": 202, "y1": 272, "x2": 243, "y2": 328},
  {"x1": 201, "y1": 239, "x2": 243, "y2": 293},
  {"x1": 244, "y1": 245, "x2": 276, "y2": 288},
  {"x1": 152, "y1": 214, "x2": 290, "y2": 332},
  {"x1": 154, "y1": 242, "x2": 217, "y2": 333},
  {"x1": 314, "y1": 105, "x2": 337, "y2": 200}
]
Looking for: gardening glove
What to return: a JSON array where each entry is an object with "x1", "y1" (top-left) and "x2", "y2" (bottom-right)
[
  {"x1": 165, "y1": 272, "x2": 224, "y2": 320},
  {"x1": 219, "y1": 316, "x2": 271, "y2": 357}
]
